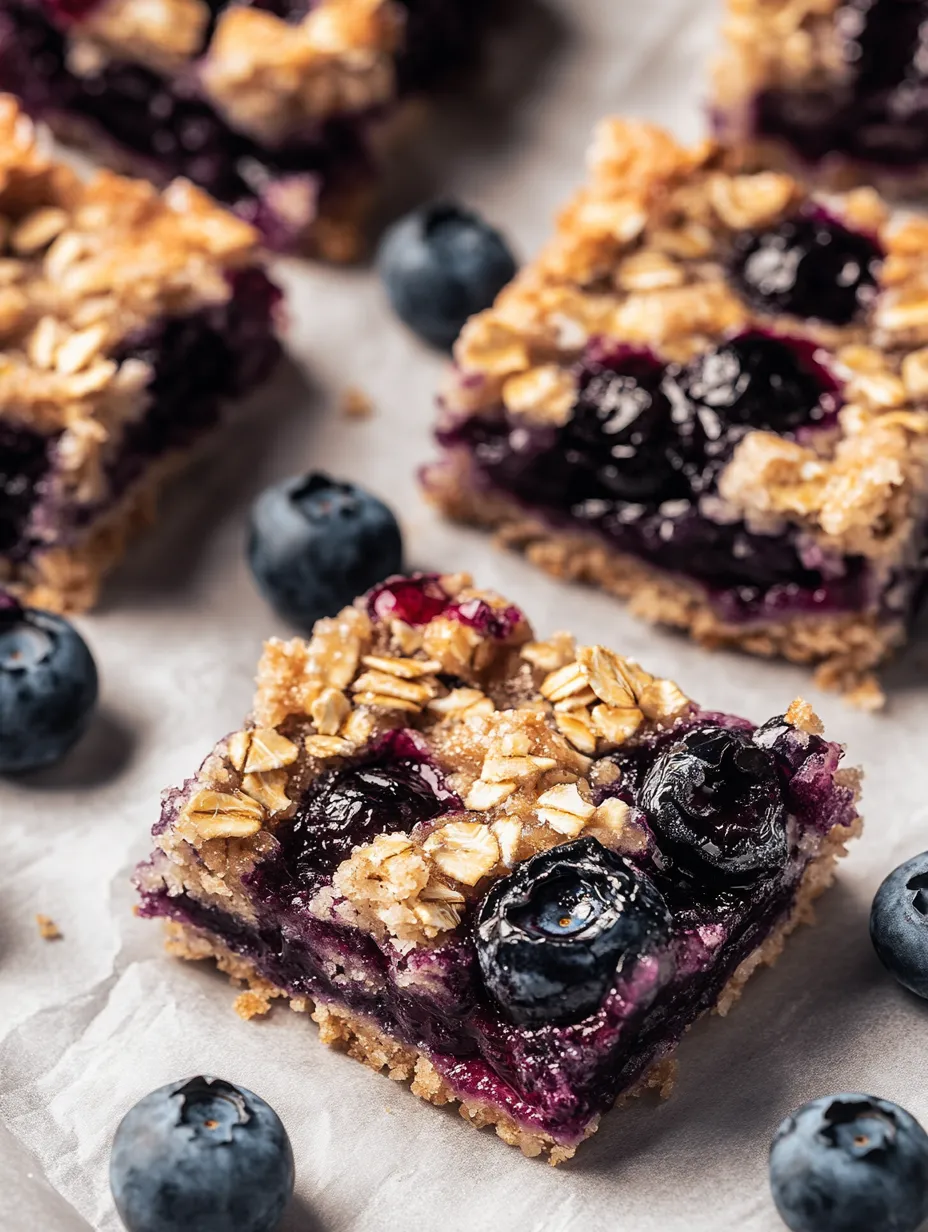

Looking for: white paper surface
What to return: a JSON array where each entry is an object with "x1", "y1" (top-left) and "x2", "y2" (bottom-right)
[{"x1": 4, "y1": 1, "x2": 928, "y2": 1227}]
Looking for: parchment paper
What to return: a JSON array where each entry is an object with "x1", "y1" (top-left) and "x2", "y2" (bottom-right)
[{"x1": 4, "y1": 1, "x2": 928, "y2": 1227}]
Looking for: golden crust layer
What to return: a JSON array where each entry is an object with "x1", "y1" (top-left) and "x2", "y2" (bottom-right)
[{"x1": 161, "y1": 801, "x2": 861, "y2": 1162}]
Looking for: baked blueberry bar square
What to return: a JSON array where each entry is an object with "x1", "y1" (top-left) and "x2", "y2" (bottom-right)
[
  {"x1": 0, "y1": 96, "x2": 280, "y2": 613},
  {"x1": 423, "y1": 119, "x2": 928, "y2": 706},
  {"x1": 136, "y1": 572, "x2": 861, "y2": 1161},
  {"x1": 0, "y1": 0, "x2": 483, "y2": 259},
  {"x1": 713, "y1": 0, "x2": 928, "y2": 193}
]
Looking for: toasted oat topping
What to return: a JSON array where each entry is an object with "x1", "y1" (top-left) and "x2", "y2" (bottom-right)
[
  {"x1": 0, "y1": 97, "x2": 266, "y2": 507},
  {"x1": 200, "y1": 0, "x2": 403, "y2": 144},
  {"x1": 151, "y1": 574, "x2": 768, "y2": 947},
  {"x1": 439, "y1": 116, "x2": 928, "y2": 564}
]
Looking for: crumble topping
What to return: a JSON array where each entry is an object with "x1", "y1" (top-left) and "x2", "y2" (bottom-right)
[
  {"x1": 74, "y1": 0, "x2": 211, "y2": 75},
  {"x1": 145, "y1": 573, "x2": 848, "y2": 948},
  {"x1": 0, "y1": 97, "x2": 265, "y2": 506},
  {"x1": 200, "y1": 0, "x2": 403, "y2": 145},
  {"x1": 441, "y1": 117, "x2": 928, "y2": 566}
]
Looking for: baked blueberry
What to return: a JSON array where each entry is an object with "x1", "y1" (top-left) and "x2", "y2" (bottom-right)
[
  {"x1": 0, "y1": 596, "x2": 98, "y2": 774},
  {"x1": 769, "y1": 1093, "x2": 928, "y2": 1232},
  {"x1": 639, "y1": 725, "x2": 788, "y2": 885},
  {"x1": 870, "y1": 851, "x2": 928, "y2": 999},
  {"x1": 567, "y1": 344, "x2": 685, "y2": 503},
  {"x1": 110, "y1": 1075, "x2": 294, "y2": 1232},
  {"x1": 729, "y1": 210, "x2": 881, "y2": 325},
  {"x1": 248, "y1": 472, "x2": 403, "y2": 631},
  {"x1": 475, "y1": 836, "x2": 672, "y2": 1026},
  {"x1": 377, "y1": 202, "x2": 517, "y2": 349},
  {"x1": 285, "y1": 732, "x2": 456, "y2": 886}
]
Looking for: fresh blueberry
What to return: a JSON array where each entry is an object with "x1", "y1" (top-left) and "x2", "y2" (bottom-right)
[
  {"x1": 870, "y1": 851, "x2": 928, "y2": 999},
  {"x1": 377, "y1": 202, "x2": 517, "y2": 349},
  {"x1": 248, "y1": 472, "x2": 403, "y2": 631},
  {"x1": 639, "y1": 725, "x2": 788, "y2": 886},
  {"x1": 769, "y1": 1093, "x2": 928, "y2": 1232},
  {"x1": 475, "y1": 836, "x2": 672, "y2": 1026},
  {"x1": 729, "y1": 209, "x2": 881, "y2": 325},
  {"x1": 284, "y1": 730, "x2": 457, "y2": 887},
  {"x1": 110, "y1": 1075, "x2": 294, "y2": 1232},
  {"x1": 0, "y1": 595, "x2": 98, "y2": 774}
]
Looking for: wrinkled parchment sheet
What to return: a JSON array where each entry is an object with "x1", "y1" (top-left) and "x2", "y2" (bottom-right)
[{"x1": 4, "y1": 1, "x2": 928, "y2": 1227}]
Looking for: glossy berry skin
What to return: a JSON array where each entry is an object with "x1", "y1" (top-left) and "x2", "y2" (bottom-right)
[
  {"x1": 0, "y1": 596, "x2": 98, "y2": 774},
  {"x1": 377, "y1": 202, "x2": 517, "y2": 349},
  {"x1": 729, "y1": 211, "x2": 880, "y2": 326},
  {"x1": 769, "y1": 1093, "x2": 928, "y2": 1232},
  {"x1": 870, "y1": 851, "x2": 928, "y2": 999},
  {"x1": 248, "y1": 472, "x2": 402, "y2": 632},
  {"x1": 475, "y1": 836, "x2": 672, "y2": 1026},
  {"x1": 110, "y1": 1076, "x2": 294, "y2": 1232},
  {"x1": 639, "y1": 725, "x2": 788, "y2": 886},
  {"x1": 285, "y1": 732, "x2": 456, "y2": 886}
]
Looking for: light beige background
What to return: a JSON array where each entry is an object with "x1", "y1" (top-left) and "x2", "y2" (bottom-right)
[{"x1": 3, "y1": 1, "x2": 928, "y2": 1227}]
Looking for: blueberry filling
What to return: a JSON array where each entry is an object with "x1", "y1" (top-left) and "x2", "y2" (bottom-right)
[
  {"x1": 753, "y1": 0, "x2": 928, "y2": 171},
  {"x1": 368, "y1": 573, "x2": 525, "y2": 635},
  {"x1": 728, "y1": 210, "x2": 881, "y2": 325},
  {"x1": 1, "y1": 269, "x2": 279, "y2": 571},
  {"x1": 275, "y1": 729, "x2": 460, "y2": 892},
  {"x1": 475, "y1": 837, "x2": 672, "y2": 1026},
  {"x1": 437, "y1": 333, "x2": 871, "y2": 619},
  {"x1": 639, "y1": 726, "x2": 789, "y2": 885},
  {"x1": 0, "y1": 422, "x2": 53, "y2": 558},
  {"x1": 139, "y1": 712, "x2": 858, "y2": 1143}
]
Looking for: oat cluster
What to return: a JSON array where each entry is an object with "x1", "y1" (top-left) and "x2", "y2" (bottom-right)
[
  {"x1": 438, "y1": 119, "x2": 928, "y2": 566},
  {"x1": 150, "y1": 574, "x2": 725, "y2": 948},
  {"x1": 59, "y1": 0, "x2": 405, "y2": 144},
  {"x1": 0, "y1": 96, "x2": 261, "y2": 512}
]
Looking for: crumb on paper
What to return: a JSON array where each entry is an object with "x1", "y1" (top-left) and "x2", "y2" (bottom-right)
[
  {"x1": 36, "y1": 914, "x2": 62, "y2": 940},
  {"x1": 234, "y1": 990, "x2": 272, "y2": 1019},
  {"x1": 340, "y1": 385, "x2": 374, "y2": 419}
]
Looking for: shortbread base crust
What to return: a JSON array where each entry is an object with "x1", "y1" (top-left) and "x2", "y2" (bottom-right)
[
  {"x1": 424, "y1": 458, "x2": 898, "y2": 710},
  {"x1": 160, "y1": 801, "x2": 861, "y2": 1164}
]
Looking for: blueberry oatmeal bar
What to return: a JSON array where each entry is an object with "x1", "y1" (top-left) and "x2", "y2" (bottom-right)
[
  {"x1": 714, "y1": 0, "x2": 928, "y2": 194},
  {"x1": 135, "y1": 572, "x2": 862, "y2": 1161},
  {"x1": 423, "y1": 119, "x2": 928, "y2": 706},
  {"x1": 0, "y1": 96, "x2": 280, "y2": 613},
  {"x1": 0, "y1": 0, "x2": 483, "y2": 259}
]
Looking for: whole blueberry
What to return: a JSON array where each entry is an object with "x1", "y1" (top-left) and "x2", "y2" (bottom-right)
[
  {"x1": 475, "y1": 836, "x2": 672, "y2": 1026},
  {"x1": 377, "y1": 202, "x2": 517, "y2": 349},
  {"x1": 769, "y1": 1093, "x2": 928, "y2": 1232},
  {"x1": 0, "y1": 595, "x2": 98, "y2": 773},
  {"x1": 248, "y1": 472, "x2": 403, "y2": 631},
  {"x1": 639, "y1": 724, "x2": 789, "y2": 886},
  {"x1": 870, "y1": 851, "x2": 928, "y2": 999},
  {"x1": 110, "y1": 1075, "x2": 294, "y2": 1232}
]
